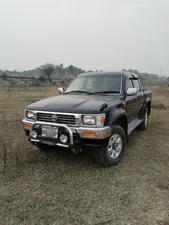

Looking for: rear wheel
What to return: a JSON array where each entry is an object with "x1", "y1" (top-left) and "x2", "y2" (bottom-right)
[
  {"x1": 93, "y1": 125, "x2": 126, "y2": 167},
  {"x1": 138, "y1": 107, "x2": 148, "y2": 130}
]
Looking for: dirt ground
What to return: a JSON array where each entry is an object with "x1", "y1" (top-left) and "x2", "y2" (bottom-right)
[{"x1": 0, "y1": 86, "x2": 169, "y2": 225}]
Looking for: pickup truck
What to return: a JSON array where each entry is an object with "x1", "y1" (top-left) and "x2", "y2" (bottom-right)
[{"x1": 22, "y1": 71, "x2": 152, "y2": 167}]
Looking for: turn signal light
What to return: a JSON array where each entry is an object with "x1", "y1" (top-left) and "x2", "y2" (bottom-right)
[
  {"x1": 23, "y1": 123, "x2": 31, "y2": 130},
  {"x1": 83, "y1": 132, "x2": 96, "y2": 138},
  {"x1": 100, "y1": 115, "x2": 105, "y2": 125}
]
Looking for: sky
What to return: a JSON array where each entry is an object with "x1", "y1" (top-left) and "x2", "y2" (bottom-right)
[{"x1": 0, "y1": 0, "x2": 168, "y2": 76}]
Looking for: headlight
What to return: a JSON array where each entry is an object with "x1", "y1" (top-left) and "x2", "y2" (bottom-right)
[
  {"x1": 82, "y1": 115, "x2": 96, "y2": 125},
  {"x1": 25, "y1": 110, "x2": 34, "y2": 120},
  {"x1": 82, "y1": 113, "x2": 106, "y2": 126}
]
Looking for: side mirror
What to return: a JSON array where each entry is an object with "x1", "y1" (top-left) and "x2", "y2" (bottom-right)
[
  {"x1": 126, "y1": 88, "x2": 137, "y2": 96},
  {"x1": 58, "y1": 87, "x2": 65, "y2": 94}
]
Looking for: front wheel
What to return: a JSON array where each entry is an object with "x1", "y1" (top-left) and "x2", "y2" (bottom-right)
[{"x1": 93, "y1": 125, "x2": 126, "y2": 167}]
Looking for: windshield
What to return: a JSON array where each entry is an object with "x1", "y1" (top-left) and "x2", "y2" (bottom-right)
[{"x1": 64, "y1": 75, "x2": 121, "y2": 94}]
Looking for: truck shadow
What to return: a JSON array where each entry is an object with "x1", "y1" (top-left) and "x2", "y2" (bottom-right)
[{"x1": 30, "y1": 145, "x2": 98, "y2": 168}]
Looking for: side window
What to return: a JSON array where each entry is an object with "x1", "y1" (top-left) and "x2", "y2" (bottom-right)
[
  {"x1": 126, "y1": 79, "x2": 133, "y2": 90},
  {"x1": 132, "y1": 79, "x2": 141, "y2": 92}
]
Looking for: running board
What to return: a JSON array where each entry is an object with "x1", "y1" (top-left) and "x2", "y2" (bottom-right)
[{"x1": 128, "y1": 118, "x2": 143, "y2": 135}]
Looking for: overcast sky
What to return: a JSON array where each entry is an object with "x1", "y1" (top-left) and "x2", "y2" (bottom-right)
[{"x1": 0, "y1": 0, "x2": 168, "y2": 76}]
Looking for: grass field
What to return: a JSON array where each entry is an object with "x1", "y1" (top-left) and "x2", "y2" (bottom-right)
[{"x1": 0, "y1": 86, "x2": 169, "y2": 225}]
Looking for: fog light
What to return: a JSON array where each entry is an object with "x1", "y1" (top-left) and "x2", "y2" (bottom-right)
[
  {"x1": 31, "y1": 131, "x2": 38, "y2": 139},
  {"x1": 60, "y1": 134, "x2": 68, "y2": 144}
]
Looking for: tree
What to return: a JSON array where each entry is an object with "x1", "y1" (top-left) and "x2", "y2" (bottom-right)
[
  {"x1": 167, "y1": 76, "x2": 169, "y2": 85},
  {"x1": 38, "y1": 75, "x2": 47, "y2": 83},
  {"x1": 39, "y1": 63, "x2": 55, "y2": 84},
  {"x1": 66, "y1": 65, "x2": 74, "y2": 75},
  {"x1": 2, "y1": 71, "x2": 7, "y2": 81},
  {"x1": 66, "y1": 64, "x2": 85, "y2": 76},
  {"x1": 55, "y1": 64, "x2": 66, "y2": 76}
]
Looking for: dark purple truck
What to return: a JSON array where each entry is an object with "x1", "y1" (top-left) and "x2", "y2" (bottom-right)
[{"x1": 22, "y1": 71, "x2": 152, "y2": 167}]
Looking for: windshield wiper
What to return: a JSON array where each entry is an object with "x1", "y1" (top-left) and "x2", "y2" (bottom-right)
[
  {"x1": 64, "y1": 90, "x2": 90, "y2": 95},
  {"x1": 87, "y1": 91, "x2": 119, "y2": 95},
  {"x1": 64, "y1": 90, "x2": 120, "y2": 95}
]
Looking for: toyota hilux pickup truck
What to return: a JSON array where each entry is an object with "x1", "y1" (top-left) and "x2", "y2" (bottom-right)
[{"x1": 22, "y1": 71, "x2": 152, "y2": 167}]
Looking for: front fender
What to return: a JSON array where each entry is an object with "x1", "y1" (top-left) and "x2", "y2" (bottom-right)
[{"x1": 106, "y1": 108, "x2": 127, "y2": 126}]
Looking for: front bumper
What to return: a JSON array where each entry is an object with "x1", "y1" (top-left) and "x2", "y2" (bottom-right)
[{"x1": 22, "y1": 119, "x2": 111, "y2": 148}]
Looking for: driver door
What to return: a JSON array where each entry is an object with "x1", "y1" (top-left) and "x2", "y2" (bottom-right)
[{"x1": 125, "y1": 78, "x2": 137, "y2": 122}]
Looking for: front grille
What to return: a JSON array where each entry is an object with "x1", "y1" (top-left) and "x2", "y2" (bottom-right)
[{"x1": 36, "y1": 112, "x2": 76, "y2": 125}]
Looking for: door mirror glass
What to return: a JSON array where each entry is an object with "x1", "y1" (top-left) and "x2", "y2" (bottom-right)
[
  {"x1": 58, "y1": 87, "x2": 65, "y2": 94},
  {"x1": 126, "y1": 87, "x2": 137, "y2": 96}
]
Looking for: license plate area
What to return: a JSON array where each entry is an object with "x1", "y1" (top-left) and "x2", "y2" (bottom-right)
[
  {"x1": 40, "y1": 140, "x2": 57, "y2": 146},
  {"x1": 41, "y1": 125, "x2": 58, "y2": 138}
]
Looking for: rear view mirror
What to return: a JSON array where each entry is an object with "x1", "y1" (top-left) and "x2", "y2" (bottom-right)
[
  {"x1": 126, "y1": 88, "x2": 137, "y2": 96},
  {"x1": 58, "y1": 87, "x2": 65, "y2": 94}
]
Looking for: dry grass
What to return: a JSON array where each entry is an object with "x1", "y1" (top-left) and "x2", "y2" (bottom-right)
[
  {"x1": 148, "y1": 86, "x2": 169, "y2": 109},
  {"x1": 0, "y1": 86, "x2": 169, "y2": 225}
]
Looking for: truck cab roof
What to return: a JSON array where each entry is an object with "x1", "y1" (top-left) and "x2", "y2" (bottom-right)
[{"x1": 78, "y1": 71, "x2": 139, "y2": 79}]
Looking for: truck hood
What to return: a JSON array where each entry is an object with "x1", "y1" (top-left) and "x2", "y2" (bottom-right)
[{"x1": 26, "y1": 94, "x2": 120, "y2": 114}]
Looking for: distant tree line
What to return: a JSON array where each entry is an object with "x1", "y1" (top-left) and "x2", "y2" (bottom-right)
[
  {"x1": 0, "y1": 64, "x2": 169, "y2": 85},
  {"x1": 0, "y1": 63, "x2": 86, "y2": 78}
]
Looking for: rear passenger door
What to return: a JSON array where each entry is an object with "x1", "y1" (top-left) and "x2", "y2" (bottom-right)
[{"x1": 132, "y1": 79, "x2": 144, "y2": 116}]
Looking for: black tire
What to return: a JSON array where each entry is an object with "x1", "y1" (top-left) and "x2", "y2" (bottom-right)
[
  {"x1": 138, "y1": 107, "x2": 148, "y2": 130},
  {"x1": 93, "y1": 125, "x2": 126, "y2": 167}
]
